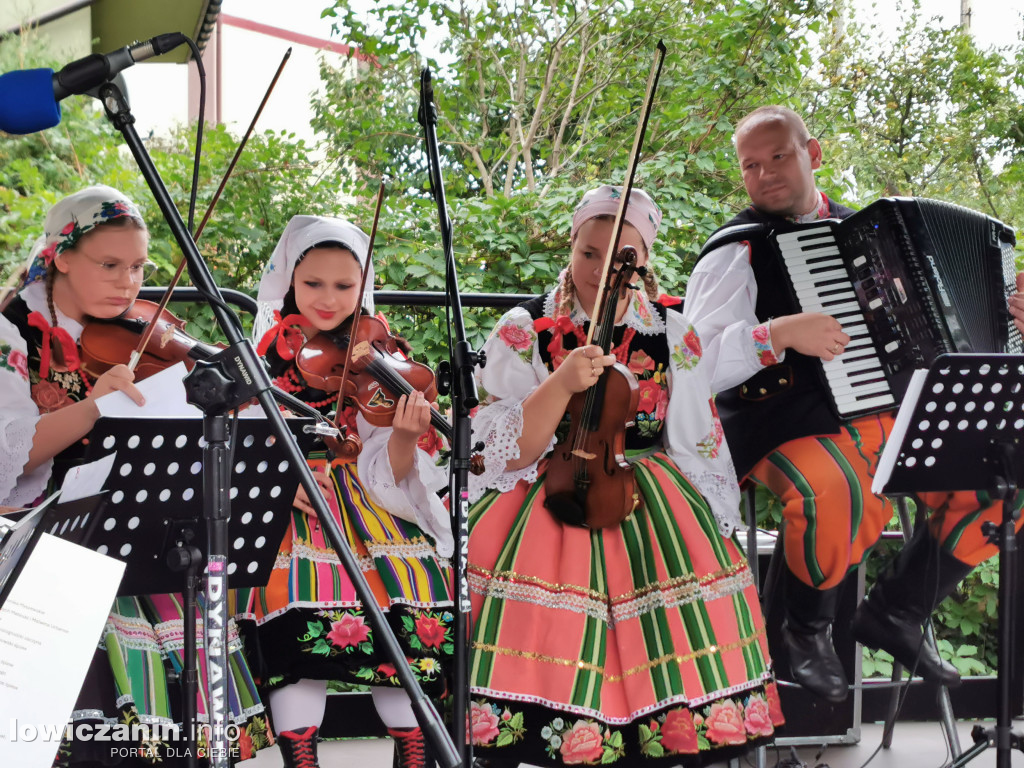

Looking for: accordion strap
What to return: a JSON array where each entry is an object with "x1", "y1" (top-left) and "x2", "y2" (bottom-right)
[{"x1": 697, "y1": 222, "x2": 767, "y2": 261}]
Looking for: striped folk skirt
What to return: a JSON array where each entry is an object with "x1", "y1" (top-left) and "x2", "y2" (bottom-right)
[
  {"x1": 58, "y1": 595, "x2": 271, "y2": 766},
  {"x1": 231, "y1": 459, "x2": 454, "y2": 696},
  {"x1": 468, "y1": 453, "x2": 782, "y2": 766}
]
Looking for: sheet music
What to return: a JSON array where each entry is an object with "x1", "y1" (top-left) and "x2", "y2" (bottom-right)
[
  {"x1": 94, "y1": 361, "x2": 271, "y2": 420},
  {"x1": 94, "y1": 362, "x2": 203, "y2": 418},
  {"x1": 58, "y1": 454, "x2": 116, "y2": 503},
  {"x1": 872, "y1": 368, "x2": 930, "y2": 495},
  {"x1": 0, "y1": 534, "x2": 124, "y2": 767}
]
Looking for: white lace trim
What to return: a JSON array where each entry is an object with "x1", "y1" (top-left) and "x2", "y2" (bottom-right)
[
  {"x1": 468, "y1": 565, "x2": 754, "y2": 627},
  {"x1": 275, "y1": 544, "x2": 376, "y2": 571},
  {"x1": 470, "y1": 400, "x2": 543, "y2": 499},
  {"x1": 235, "y1": 596, "x2": 454, "y2": 625},
  {"x1": 541, "y1": 286, "x2": 666, "y2": 336},
  {"x1": 688, "y1": 469, "x2": 742, "y2": 536}
]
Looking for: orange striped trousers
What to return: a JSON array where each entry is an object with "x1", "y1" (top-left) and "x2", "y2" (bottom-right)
[{"x1": 747, "y1": 412, "x2": 1023, "y2": 589}]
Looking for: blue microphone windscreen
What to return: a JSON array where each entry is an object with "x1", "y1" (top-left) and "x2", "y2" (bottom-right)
[{"x1": 0, "y1": 69, "x2": 61, "y2": 135}]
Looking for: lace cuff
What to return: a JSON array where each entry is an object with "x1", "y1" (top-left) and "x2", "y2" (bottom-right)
[
  {"x1": 0, "y1": 416, "x2": 50, "y2": 506},
  {"x1": 468, "y1": 399, "x2": 551, "y2": 502}
]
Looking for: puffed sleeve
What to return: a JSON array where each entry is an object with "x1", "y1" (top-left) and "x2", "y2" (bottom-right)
[
  {"x1": 356, "y1": 412, "x2": 454, "y2": 557},
  {"x1": 685, "y1": 242, "x2": 781, "y2": 392},
  {"x1": 467, "y1": 306, "x2": 553, "y2": 502},
  {"x1": 662, "y1": 308, "x2": 742, "y2": 535},
  {"x1": 0, "y1": 315, "x2": 50, "y2": 506}
]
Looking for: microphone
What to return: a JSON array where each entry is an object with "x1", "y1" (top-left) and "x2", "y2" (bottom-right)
[{"x1": 0, "y1": 32, "x2": 187, "y2": 135}]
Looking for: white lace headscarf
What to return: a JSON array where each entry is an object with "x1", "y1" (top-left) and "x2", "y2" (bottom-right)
[{"x1": 253, "y1": 215, "x2": 374, "y2": 342}]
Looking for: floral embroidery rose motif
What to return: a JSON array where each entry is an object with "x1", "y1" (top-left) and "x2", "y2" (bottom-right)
[
  {"x1": 469, "y1": 700, "x2": 525, "y2": 748},
  {"x1": 414, "y1": 615, "x2": 446, "y2": 649},
  {"x1": 671, "y1": 324, "x2": 703, "y2": 372},
  {"x1": 742, "y1": 693, "x2": 774, "y2": 737},
  {"x1": 659, "y1": 707, "x2": 699, "y2": 753},
  {"x1": 32, "y1": 379, "x2": 74, "y2": 413},
  {"x1": 559, "y1": 720, "x2": 604, "y2": 764},
  {"x1": 326, "y1": 613, "x2": 371, "y2": 649},
  {"x1": 497, "y1": 320, "x2": 536, "y2": 365},
  {"x1": 702, "y1": 700, "x2": 747, "y2": 745},
  {"x1": 470, "y1": 701, "x2": 501, "y2": 745},
  {"x1": 543, "y1": 716, "x2": 624, "y2": 764}
]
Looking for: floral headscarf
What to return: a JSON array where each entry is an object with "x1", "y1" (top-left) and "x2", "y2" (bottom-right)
[{"x1": 23, "y1": 185, "x2": 145, "y2": 287}]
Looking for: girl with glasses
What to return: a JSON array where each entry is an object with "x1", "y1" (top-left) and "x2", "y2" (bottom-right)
[{"x1": 0, "y1": 185, "x2": 272, "y2": 765}]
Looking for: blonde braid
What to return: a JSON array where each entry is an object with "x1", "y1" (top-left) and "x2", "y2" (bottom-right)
[
  {"x1": 45, "y1": 264, "x2": 58, "y2": 327},
  {"x1": 44, "y1": 264, "x2": 66, "y2": 368},
  {"x1": 558, "y1": 267, "x2": 576, "y2": 318},
  {"x1": 641, "y1": 268, "x2": 660, "y2": 302}
]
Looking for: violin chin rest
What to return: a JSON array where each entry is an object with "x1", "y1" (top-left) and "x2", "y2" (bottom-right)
[{"x1": 544, "y1": 491, "x2": 589, "y2": 528}]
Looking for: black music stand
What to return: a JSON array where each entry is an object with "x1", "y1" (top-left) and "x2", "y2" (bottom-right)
[
  {"x1": 875, "y1": 353, "x2": 1024, "y2": 768},
  {"x1": 0, "y1": 495, "x2": 106, "y2": 608},
  {"x1": 81, "y1": 415, "x2": 314, "y2": 764}
]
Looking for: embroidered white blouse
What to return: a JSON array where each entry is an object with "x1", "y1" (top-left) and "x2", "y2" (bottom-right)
[
  {"x1": 685, "y1": 192, "x2": 834, "y2": 392},
  {"x1": 468, "y1": 287, "x2": 743, "y2": 535}
]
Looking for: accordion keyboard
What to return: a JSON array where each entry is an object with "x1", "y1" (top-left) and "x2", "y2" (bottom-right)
[{"x1": 776, "y1": 225, "x2": 898, "y2": 415}]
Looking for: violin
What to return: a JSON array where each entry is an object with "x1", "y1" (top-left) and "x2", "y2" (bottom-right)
[
  {"x1": 544, "y1": 249, "x2": 641, "y2": 529},
  {"x1": 295, "y1": 314, "x2": 454, "y2": 441},
  {"x1": 80, "y1": 299, "x2": 223, "y2": 382}
]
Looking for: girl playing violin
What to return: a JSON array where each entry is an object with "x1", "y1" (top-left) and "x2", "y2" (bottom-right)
[
  {"x1": 0, "y1": 185, "x2": 272, "y2": 764},
  {"x1": 233, "y1": 215, "x2": 452, "y2": 768},
  {"x1": 467, "y1": 185, "x2": 783, "y2": 767}
]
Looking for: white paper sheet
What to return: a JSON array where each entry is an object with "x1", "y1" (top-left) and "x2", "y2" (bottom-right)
[
  {"x1": 0, "y1": 534, "x2": 124, "y2": 768},
  {"x1": 58, "y1": 454, "x2": 116, "y2": 503},
  {"x1": 94, "y1": 362, "x2": 202, "y2": 419}
]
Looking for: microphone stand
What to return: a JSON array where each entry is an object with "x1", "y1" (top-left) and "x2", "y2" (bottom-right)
[
  {"x1": 94, "y1": 79, "x2": 459, "y2": 768},
  {"x1": 418, "y1": 67, "x2": 483, "y2": 768}
]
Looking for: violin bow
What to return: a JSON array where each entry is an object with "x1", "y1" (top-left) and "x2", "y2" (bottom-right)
[
  {"x1": 585, "y1": 40, "x2": 666, "y2": 347},
  {"x1": 331, "y1": 182, "x2": 387, "y2": 421},
  {"x1": 126, "y1": 47, "x2": 293, "y2": 372}
]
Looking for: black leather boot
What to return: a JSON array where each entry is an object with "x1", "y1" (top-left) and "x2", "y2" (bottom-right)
[
  {"x1": 388, "y1": 726, "x2": 436, "y2": 768},
  {"x1": 852, "y1": 530, "x2": 971, "y2": 687},
  {"x1": 781, "y1": 568, "x2": 849, "y2": 702},
  {"x1": 277, "y1": 726, "x2": 320, "y2": 768}
]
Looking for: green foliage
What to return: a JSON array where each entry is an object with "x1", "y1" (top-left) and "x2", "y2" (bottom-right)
[{"x1": 0, "y1": 32, "x2": 336, "y2": 342}]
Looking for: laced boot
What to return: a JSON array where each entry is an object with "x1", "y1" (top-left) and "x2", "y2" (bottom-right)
[
  {"x1": 852, "y1": 530, "x2": 970, "y2": 687},
  {"x1": 388, "y1": 726, "x2": 435, "y2": 768},
  {"x1": 781, "y1": 568, "x2": 849, "y2": 703},
  {"x1": 277, "y1": 726, "x2": 320, "y2": 768}
]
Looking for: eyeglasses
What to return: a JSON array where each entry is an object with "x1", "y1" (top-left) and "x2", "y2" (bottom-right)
[{"x1": 78, "y1": 253, "x2": 158, "y2": 284}]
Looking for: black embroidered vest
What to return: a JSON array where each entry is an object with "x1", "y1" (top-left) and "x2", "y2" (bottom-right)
[
  {"x1": 691, "y1": 200, "x2": 857, "y2": 476},
  {"x1": 521, "y1": 295, "x2": 680, "y2": 454},
  {"x1": 3, "y1": 294, "x2": 92, "y2": 487}
]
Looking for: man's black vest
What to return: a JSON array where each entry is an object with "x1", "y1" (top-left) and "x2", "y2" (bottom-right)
[{"x1": 690, "y1": 200, "x2": 857, "y2": 477}]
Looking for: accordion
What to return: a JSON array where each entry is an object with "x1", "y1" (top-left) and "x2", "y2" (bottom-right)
[{"x1": 771, "y1": 197, "x2": 1022, "y2": 419}]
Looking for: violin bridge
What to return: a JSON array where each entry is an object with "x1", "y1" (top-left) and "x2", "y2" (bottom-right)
[
  {"x1": 159, "y1": 324, "x2": 176, "y2": 349},
  {"x1": 570, "y1": 449, "x2": 597, "y2": 460}
]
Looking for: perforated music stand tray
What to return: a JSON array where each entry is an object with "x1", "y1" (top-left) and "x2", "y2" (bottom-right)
[
  {"x1": 873, "y1": 354, "x2": 1024, "y2": 497},
  {"x1": 80, "y1": 416, "x2": 315, "y2": 595},
  {"x1": 872, "y1": 353, "x2": 1024, "y2": 768}
]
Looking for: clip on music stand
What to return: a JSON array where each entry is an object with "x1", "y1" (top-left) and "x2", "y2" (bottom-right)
[
  {"x1": 80, "y1": 416, "x2": 314, "y2": 765},
  {"x1": 875, "y1": 354, "x2": 1024, "y2": 768}
]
